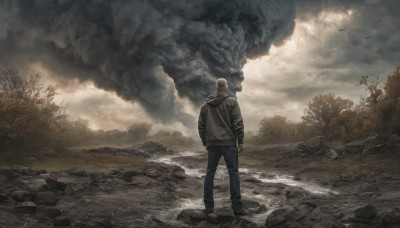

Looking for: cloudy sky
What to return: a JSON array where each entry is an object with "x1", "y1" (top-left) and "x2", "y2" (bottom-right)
[{"x1": 1, "y1": 0, "x2": 399, "y2": 136}]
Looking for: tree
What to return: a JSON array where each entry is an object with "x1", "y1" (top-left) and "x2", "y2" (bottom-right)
[
  {"x1": 302, "y1": 93, "x2": 354, "y2": 136},
  {"x1": 258, "y1": 115, "x2": 293, "y2": 142},
  {"x1": 127, "y1": 122, "x2": 152, "y2": 142},
  {"x1": 0, "y1": 68, "x2": 62, "y2": 159},
  {"x1": 357, "y1": 66, "x2": 400, "y2": 135}
]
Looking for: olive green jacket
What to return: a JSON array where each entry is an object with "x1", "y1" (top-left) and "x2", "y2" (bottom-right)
[{"x1": 198, "y1": 92, "x2": 244, "y2": 146}]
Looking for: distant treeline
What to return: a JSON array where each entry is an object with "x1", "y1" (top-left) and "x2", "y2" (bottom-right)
[
  {"x1": 0, "y1": 68, "x2": 195, "y2": 161},
  {"x1": 251, "y1": 65, "x2": 400, "y2": 144},
  {"x1": 1, "y1": 65, "x2": 399, "y2": 160}
]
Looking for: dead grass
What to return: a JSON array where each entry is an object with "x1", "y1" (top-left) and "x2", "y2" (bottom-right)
[
  {"x1": 0, "y1": 149, "x2": 146, "y2": 172},
  {"x1": 240, "y1": 145, "x2": 400, "y2": 175}
]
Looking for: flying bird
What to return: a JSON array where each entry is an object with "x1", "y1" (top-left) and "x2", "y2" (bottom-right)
[{"x1": 339, "y1": 28, "x2": 345, "y2": 31}]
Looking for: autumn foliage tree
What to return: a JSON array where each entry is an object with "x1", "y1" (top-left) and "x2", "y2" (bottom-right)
[
  {"x1": 302, "y1": 93, "x2": 354, "y2": 137},
  {"x1": 258, "y1": 115, "x2": 293, "y2": 142},
  {"x1": 0, "y1": 68, "x2": 61, "y2": 159},
  {"x1": 383, "y1": 66, "x2": 400, "y2": 134},
  {"x1": 359, "y1": 66, "x2": 400, "y2": 136},
  {"x1": 127, "y1": 122, "x2": 152, "y2": 142}
]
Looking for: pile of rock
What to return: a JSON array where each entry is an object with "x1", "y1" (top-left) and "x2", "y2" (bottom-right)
[
  {"x1": 0, "y1": 166, "x2": 71, "y2": 226},
  {"x1": 265, "y1": 203, "x2": 400, "y2": 227},
  {"x1": 86, "y1": 141, "x2": 173, "y2": 157},
  {"x1": 295, "y1": 133, "x2": 398, "y2": 159},
  {"x1": 0, "y1": 163, "x2": 188, "y2": 227}
]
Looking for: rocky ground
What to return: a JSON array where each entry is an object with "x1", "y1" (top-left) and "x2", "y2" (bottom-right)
[{"x1": 0, "y1": 141, "x2": 400, "y2": 227}]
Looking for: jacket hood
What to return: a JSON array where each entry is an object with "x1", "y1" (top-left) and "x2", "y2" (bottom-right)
[{"x1": 206, "y1": 92, "x2": 229, "y2": 106}]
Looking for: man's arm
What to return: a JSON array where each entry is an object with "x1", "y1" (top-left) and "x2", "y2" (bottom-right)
[
  {"x1": 231, "y1": 100, "x2": 244, "y2": 146},
  {"x1": 198, "y1": 105, "x2": 207, "y2": 147}
]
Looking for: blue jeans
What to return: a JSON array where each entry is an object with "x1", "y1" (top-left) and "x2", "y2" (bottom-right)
[{"x1": 204, "y1": 145, "x2": 242, "y2": 208}]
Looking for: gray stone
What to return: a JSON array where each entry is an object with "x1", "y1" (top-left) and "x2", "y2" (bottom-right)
[
  {"x1": 177, "y1": 209, "x2": 206, "y2": 225},
  {"x1": 206, "y1": 208, "x2": 235, "y2": 225},
  {"x1": 286, "y1": 190, "x2": 307, "y2": 199},
  {"x1": 35, "y1": 191, "x2": 59, "y2": 206},
  {"x1": 380, "y1": 207, "x2": 400, "y2": 225},
  {"x1": 11, "y1": 190, "x2": 31, "y2": 202},
  {"x1": 265, "y1": 207, "x2": 296, "y2": 227},
  {"x1": 54, "y1": 217, "x2": 71, "y2": 226},
  {"x1": 121, "y1": 170, "x2": 140, "y2": 182},
  {"x1": 28, "y1": 178, "x2": 49, "y2": 195},
  {"x1": 145, "y1": 169, "x2": 160, "y2": 178},
  {"x1": 243, "y1": 177, "x2": 262, "y2": 183},
  {"x1": 89, "y1": 172, "x2": 105, "y2": 183},
  {"x1": 293, "y1": 175, "x2": 302, "y2": 181},
  {"x1": 63, "y1": 185, "x2": 73, "y2": 196},
  {"x1": 172, "y1": 169, "x2": 186, "y2": 180},
  {"x1": 255, "y1": 204, "x2": 268, "y2": 214},
  {"x1": 354, "y1": 204, "x2": 377, "y2": 220},
  {"x1": 41, "y1": 206, "x2": 61, "y2": 218},
  {"x1": 131, "y1": 176, "x2": 151, "y2": 187},
  {"x1": 106, "y1": 168, "x2": 122, "y2": 176},
  {"x1": 69, "y1": 169, "x2": 87, "y2": 177},
  {"x1": 43, "y1": 174, "x2": 66, "y2": 191},
  {"x1": 0, "y1": 193, "x2": 8, "y2": 202},
  {"x1": 15, "y1": 201, "x2": 37, "y2": 214}
]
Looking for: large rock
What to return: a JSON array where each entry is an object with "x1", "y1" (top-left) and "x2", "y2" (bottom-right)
[
  {"x1": 34, "y1": 191, "x2": 59, "y2": 206},
  {"x1": 177, "y1": 209, "x2": 206, "y2": 225},
  {"x1": 106, "y1": 168, "x2": 123, "y2": 177},
  {"x1": 172, "y1": 169, "x2": 186, "y2": 180},
  {"x1": 28, "y1": 178, "x2": 49, "y2": 195},
  {"x1": 137, "y1": 141, "x2": 169, "y2": 155},
  {"x1": 354, "y1": 204, "x2": 377, "y2": 220},
  {"x1": 11, "y1": 190, "x2": 31, "y2": 202},
  {"x1": 40, "y1": 206, "x2": 61, "y2": 218},
  {"x1": 131, "y1": 176, "x2": 152, "y2": 187},
  {"x1": 379, "y1": 207, "x2": 400, "y2": 225},
  {"x1": 15, "y1": 201, "x2": 37, "y2": 214},
  {"x1": 145, "y1": 169, "x2": 160, "y2": 178},
  {"x1": 89, "y1": 172, "x2": 105, "y2": 183},
  {"x1": 121, "y1": 170, "x2": 140, "y2": 182},
  {"x1": 265, "y1": 207, "x2": 296, "y2": 227},
  {"x1": 0, "y1": 166, "x2": 36, "y2": 179},
  {"x1": 42, "y1": 174, "x2": 66, "y2": 191},
  {"x1": 63, "y1": 185, "x2": 73, "y2": 196},
  {"x1": 69, "y1": 169, "x2": 87, "y2": 177},
  {"x1": 206, "y1": 208, "x2": 235, "y2": 225},
  {"x1": 0, "y1": 193, "x2": 8, "y2": 202},
  {"x1": 54, "y1": 217, "x2": 71, "y2": 226}
]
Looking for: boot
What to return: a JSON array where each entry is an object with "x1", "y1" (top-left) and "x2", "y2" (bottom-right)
[{"x1": 232, "y1": 205, "x2": 250, "y2": 216}]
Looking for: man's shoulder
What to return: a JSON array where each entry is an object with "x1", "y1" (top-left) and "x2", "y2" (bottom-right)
[{"x1": 225, "y1": 96, "x2": 238, "y2": 105}]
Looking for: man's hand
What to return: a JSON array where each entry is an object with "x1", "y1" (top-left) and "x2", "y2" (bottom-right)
[
  {"x1": 238, "y1": 144, "x2": 244, "y2": 153},
  {"x1": 204, "y1": 146, "x2": 208, "y2": 151}
]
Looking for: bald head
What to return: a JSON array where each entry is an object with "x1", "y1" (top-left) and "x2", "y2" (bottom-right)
[{"x1": 215, "y1": 78, "x2": 228, "y2": 93}]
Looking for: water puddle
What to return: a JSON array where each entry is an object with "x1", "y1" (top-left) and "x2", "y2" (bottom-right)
[
  {"x1": 150, "y1": 151, "x2": 338, "y2": 195},
  {"x1": 149, "y1": 150, "x2": 339, "y2": 226}
]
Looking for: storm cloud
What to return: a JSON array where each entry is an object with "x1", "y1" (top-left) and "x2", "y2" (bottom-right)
[{"x1": 0, "y1": 0, "x2": 297, "y2": 126}]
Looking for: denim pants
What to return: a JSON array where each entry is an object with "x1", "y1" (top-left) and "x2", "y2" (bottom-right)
[{"x1": 204, "y1": 145, "x2": 242, "y2": 208}]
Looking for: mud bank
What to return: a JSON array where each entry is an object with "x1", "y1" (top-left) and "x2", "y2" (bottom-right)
[{"x1": 1, "y1": 143, "x2": 399, "y2": 227}]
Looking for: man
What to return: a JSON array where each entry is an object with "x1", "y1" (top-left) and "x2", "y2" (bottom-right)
[{"x1": 198, "y1": 78, "x2": 249, "y2": 216}]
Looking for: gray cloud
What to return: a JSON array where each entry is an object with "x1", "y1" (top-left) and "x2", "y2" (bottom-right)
[
  {"x1": 0, "y1": 0, "x2": 297, "y2": 127},
  {"x1": 237, "y1": 0, "x2": 400, "y2": 132}
]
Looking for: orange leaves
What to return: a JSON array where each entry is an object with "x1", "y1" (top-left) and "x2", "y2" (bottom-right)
[
  {"x1": 0, "y1": 68, "x2": 62, "y2": 153},
  {"x1": 384, "y1": 65, "x2": 400, "y2": 104},
  {"x1": 302, "y1": 92, "x2": 354, "y2": 136}
]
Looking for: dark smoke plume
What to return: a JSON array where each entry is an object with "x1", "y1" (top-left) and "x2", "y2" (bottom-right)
[{"x1": 0, "y1": 0, "x2": 297, "y2": 125}]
